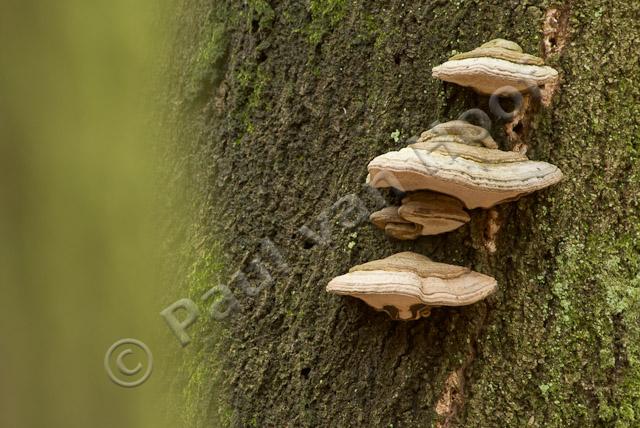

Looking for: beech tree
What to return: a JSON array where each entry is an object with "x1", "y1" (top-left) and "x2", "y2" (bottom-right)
[{"x1": 171, "y1": 1, "x2": 640, "y2": 426}]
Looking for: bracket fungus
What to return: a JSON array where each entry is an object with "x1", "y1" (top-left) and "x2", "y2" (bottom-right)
[
  {"x1": 326, "y1": 252, "x2": 497, "y2": 320},
  {"x1": 421, "y1": 120, "x2": 498, "y2": 149},
  {"x1": 432, "y1": 39, "x2": 559, "y2": 95},
  {"x1": 370, "y1": 206, "x2": 422, "y2": 240},
  {"x1": 399, "y1": 192, "x2": 470, "y2": 234},
  {"x1": 370, "y1": 191, "x2": 470, "y2": 239},
  {"x1": 367, "y1": 120, "x2": 563, "y2": 209}
]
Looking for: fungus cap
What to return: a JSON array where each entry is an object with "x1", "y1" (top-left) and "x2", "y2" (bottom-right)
[
  {"x1": 367, "y1": 142, "x2": 563, "y2": 209},
  {"x1": 432, "y1": 39, "x2": 558, "y2": 95},
  {"x1": 369, "y1": 206, "x2": 410, "y2": 230},
  {"x1": 370, "y1": 192, "x2": 470, "y2": 238},
  {"x1": 420, "y1": 120, "x2": 498, "y2": 149},
  {"x1": 398, "y1": 192, "x2": 470, "y2": 235},
  {"x1": 326, "y1": 252, "x2": 497, "y2": 320},
  {"x1": 370, "y1": 206, "x2": 423, "y2": 240}
]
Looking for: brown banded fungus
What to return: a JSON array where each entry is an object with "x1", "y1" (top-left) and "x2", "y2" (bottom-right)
[
  {"x1": 369, "y1": 206, "x2": 422, "y2": 240},
  {"x1": 366, "y1": 120, "x2": 563, "y2": 209},
  {"x1": 421, "y1": 120, "x2": 498, "y2": 149},
  {"x1": 326, "y1": 252, "x2": 497, "y2": 320},
  {"x1": 399, "y1": 192, "x2": 470, "y2": 235},
  {"x1": 432, "y1": 39, "x2": 559, "y2": 95},
  {"x1": 370, "y1": 191, "x2": 470, "y2": 239}
]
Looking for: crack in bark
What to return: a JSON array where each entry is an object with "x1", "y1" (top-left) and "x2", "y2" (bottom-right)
[
  {"x1": 541, "y1": 4, "x2": 572, "y2": 105},
  {"x1": 435, "y1": 305, "x2": 488, "y2": 427},
  {"x1": 483, "y1": 207, "x2": 502, "y2": 254},
  {"x1": 542, "y1": 4, "x2": 572, "y2": 59}
]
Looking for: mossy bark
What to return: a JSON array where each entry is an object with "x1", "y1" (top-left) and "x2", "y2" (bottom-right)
[{"x1": 174, "y1": 0, "x2": 640, "y2": 426}]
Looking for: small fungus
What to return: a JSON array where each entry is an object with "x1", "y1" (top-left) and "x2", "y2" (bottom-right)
[
  {"x1": 370, "y1": 191, "x2": 470, "y2": 239},
  {"x1": 326, "y1": 252, "x2": 497, "y2": 320},
  {"x1": 370, "y1": 206, "x2": 422, "y2": 240},
  {"x1": 432, "y1": 39, "x2": 559, "y2": 95},
  {"x1": 398, "y1": 192, "x2": 470, "y2": 235},
  {"x1": 420, "y1": 120, "x2": 498, "y2": 149}
]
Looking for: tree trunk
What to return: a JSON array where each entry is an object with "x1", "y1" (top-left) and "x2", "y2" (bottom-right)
[{"x1": 174, "y1": 1, "x2": 640, "y2": 426}]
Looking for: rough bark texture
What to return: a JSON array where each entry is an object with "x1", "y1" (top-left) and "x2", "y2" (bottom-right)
[{"x1": 173, "y1": 0, "x2": 640, "y2": 426}]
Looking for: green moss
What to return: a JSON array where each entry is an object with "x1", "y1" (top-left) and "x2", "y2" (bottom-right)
[
  {"x1": 189, "y1": 24, "x2": 226, "y2": 95},
  {"x1": 175, "y1": 244, "x2": 234, "y2": 428},
  {"x1": 306, "y1": 0, "x2": 348, "y2": 45},
  {"x1": 246, "y1": 0, "x2": 275, "y2": 30},
  {"x1": 178, "y1": 5, "x2": 230, "y2": 106},
  {"x1": 168, "y1": 2, "x2": 242, "y2": 426},
  {"x1": 233, "y1": 63, "x2": 269, "y2": 136},
  {"x1": 247, "y1": 67, "x2": 268, "y2": 111}
]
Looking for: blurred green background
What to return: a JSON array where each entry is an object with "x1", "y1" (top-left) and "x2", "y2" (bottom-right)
[{"x1": 0, "y1": 0, "x2": 188, "y2": 427}]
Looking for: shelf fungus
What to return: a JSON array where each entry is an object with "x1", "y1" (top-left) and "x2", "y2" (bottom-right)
[
  {"x1": 421, "y1": 120, "x2": 498, "y2": 149},
  {"x1": 370, "y1": 206, "x2": 422, "y2": 240},
  {"x1": 326, "y1": 252, "x2": 497, "y2": 320},
  {"x1": 432, "y1": 39, "x2": 559, "y2": 95},
  {"x1": 367, "y1": 120, "x2": 563, "y2": 209},
  {"x1": 370, "y1": 191, "x2": 470, "y2": 239}
]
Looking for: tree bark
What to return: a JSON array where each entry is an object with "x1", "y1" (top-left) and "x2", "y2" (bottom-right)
[{"x1": 174, "y1": 0, "x2": 640, "y2": 426}]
